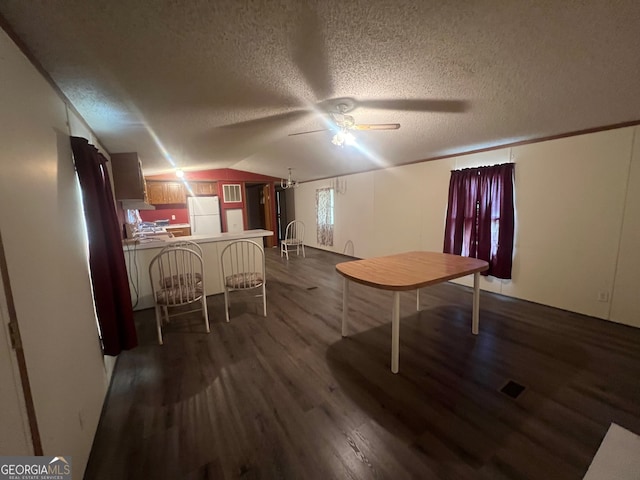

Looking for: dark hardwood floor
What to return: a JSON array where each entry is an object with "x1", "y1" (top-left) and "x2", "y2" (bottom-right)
[{"x1": 84, "y1": 247, "x2": 640, "y2": 480}]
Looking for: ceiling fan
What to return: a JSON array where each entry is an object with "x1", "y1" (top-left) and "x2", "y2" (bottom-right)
[
  {"x1": 217, "y1": 6, "x2": 469, "y2": 143},
  {"x1": 289, "y1": 103, "x2": 401, "y2": 146},
  {"x1": 216, "y1": 96, "x2": 468, "y2": 148}
]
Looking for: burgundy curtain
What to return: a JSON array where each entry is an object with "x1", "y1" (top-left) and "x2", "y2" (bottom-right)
[
  {"x1": 443, "y1": 163, "x2": 515, "y2": 279},
  {"x1": 70, "y1": 137, "x2": 137, "y2": 355}
]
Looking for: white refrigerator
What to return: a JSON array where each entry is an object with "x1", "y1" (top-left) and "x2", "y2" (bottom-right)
[{"x1": 187, "y1": 196, "x2": 222, "y2": 236}]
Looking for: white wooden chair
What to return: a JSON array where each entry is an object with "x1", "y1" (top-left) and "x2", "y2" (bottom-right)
[
  {"x1": 158, "y1": 240, "x2": 204, "y2": 300},
  {"x1": 149, "y1": 246, "x2": 210, "y2": 344},
  {"x1": 220, "y1": 240, "x2": 266, "y2": 322},
  {"x1": 280, "y1": 220, "x2": 305, "y2": 259}
]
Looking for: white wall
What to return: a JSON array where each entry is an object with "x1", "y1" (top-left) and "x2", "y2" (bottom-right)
[
  {"x1": 610, "y1": 128, "x2": 640, "y2": 327},
  {"x1": 0, "y1": 29, "x2": 108, "y2": 475},
  {"x1": 295, "y1": 126, "x2": 640, "y2": 327},
  {"x1": 504, "y1": 130, "x2": 632, "y2": 319},
  {"x1": 372, "y1": 164, "x2": 426, "y2": 256}
]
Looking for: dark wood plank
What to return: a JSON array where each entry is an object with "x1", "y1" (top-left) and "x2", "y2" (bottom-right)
[{"x1": 84, "y1": 247, "x2": 640, "y2": 480}]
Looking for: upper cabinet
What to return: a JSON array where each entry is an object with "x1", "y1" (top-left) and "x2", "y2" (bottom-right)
[
  {"x1": 143, "y1": 180, "x2": 218, "y2": 205},
  {"x1": 146, "y1": 181, "x2": 186, "y2": 205},
  {"x1": 192, "y1": 181, "x2": 218, "y2": 196},
  {"x1": 110, "y1": 152, "x2": 147, "y2": 201}
]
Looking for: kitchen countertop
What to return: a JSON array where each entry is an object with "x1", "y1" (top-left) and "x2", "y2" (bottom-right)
[
  {"x1": 164, "y1": 223, "x2": 190, "y2": 229},
  {"x1": 123, "y1": 229, "x2": 274, "y2": 251}
]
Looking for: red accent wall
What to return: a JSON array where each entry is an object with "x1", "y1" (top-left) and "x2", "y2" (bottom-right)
[
  {"x1": 217, "y1": 182, "x2": 246, "y2": 231},
  {"x1": 138, "y1": 207, "x2": 189, "y2": 224}
]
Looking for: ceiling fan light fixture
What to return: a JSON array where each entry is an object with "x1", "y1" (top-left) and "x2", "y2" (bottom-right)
[
  {"x1": 332, "y1": 129, "x2": 356, "y2": 147},
  {"x1": 344, "y1": 131, "x2": 356, "y2": 146}
]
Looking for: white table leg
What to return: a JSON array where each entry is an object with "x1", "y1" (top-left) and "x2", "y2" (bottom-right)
[
  {"x1": 341, "y1": 277, "x2": 350, "y2": 337},
  {"x1": 391, "y1": 291, "x2": 400, "y2": 374},
  {"x1": 472, "y1": 272, "x2": 480, "y2": 335},
  {"x1": 416, "y1": 288, "x2": 420, "y2": 311}
]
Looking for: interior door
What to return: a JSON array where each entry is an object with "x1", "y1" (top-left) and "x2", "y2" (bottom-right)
[
  {"x1": 262, "y1": 185, "x2": 275, "y2": 248},
  {"x1": 278, "y1": 188, "x2": 296, "y2": 242},
  {"x1": 0, "y1": 234, "x2": 35, "y2": 454},
  {"x1": 275, "y1": 188, "x2": 292, "y2": 245}
]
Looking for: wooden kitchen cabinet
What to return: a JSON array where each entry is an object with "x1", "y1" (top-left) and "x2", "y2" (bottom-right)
[
  {"x1": 146, "y1": 181, "x2": 186, "y2": 205},
  {"x1": 111, "y1": 152, "x2": 148, "y2": 201},
  {"x1": 144, "y1": 180, "x2": 217, "y2": 204},
  {"x1": 146, "y1": 182, "x2": 165, "y2": 204},
  {"x1": 192, "y1": 181, "x2": 217, "y2": 196},
  {"x1": 164, "y1": 182, "x2": 186, "y2": 203}
]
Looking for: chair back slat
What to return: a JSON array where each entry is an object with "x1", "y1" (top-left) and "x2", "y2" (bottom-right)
[
  {"x1": 149, "y1": 247, "x2": 205, "y2": 306},
  {"x1": 285, "y1": 220, "x2": 304, "y2": 243},
  {"x1": 221, "y1": 240, "x2": 265, "y2": 290}
]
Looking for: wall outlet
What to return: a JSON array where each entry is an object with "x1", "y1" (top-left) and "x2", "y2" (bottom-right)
[
  {"x1": 597, "y1": 291, "x2": 609, "y2": 302},
  {"x1": 171, "y1": 215, "x2": 176, "y2": 220}
]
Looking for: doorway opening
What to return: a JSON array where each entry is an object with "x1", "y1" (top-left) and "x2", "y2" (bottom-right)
[
  {"x1": 245, "y1": 183, "x2": 275, "y2": 248},
  {"x1": 275, "y1": 187, "x2": 296, "y2": 246}
]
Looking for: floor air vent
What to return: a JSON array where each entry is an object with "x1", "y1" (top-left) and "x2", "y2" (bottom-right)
[{"x1": 500, "y1": 380, "x2": 526, "y2": 399}]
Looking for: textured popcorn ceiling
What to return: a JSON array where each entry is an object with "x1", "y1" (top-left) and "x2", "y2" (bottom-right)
[{"x1": 1, "y1": 0, "x2": 639, "y2": 180}]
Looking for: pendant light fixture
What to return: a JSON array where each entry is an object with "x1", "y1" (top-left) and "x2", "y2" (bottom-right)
[{"x1": 280, "y1": 168, "x2": 298, "y2": 189}]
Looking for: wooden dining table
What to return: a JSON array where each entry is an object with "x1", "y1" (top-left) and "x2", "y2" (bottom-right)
[{"x1": 336, "y1": 251, "x2": 489, "y2": 373}]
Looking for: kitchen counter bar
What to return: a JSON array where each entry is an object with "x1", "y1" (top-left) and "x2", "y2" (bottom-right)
[
  {"x1": 123, "y1": 229, "x2": 273, "y2": 251},
  {"x1": 123, "y1": 229, "x2": 274, "y2": 310}
]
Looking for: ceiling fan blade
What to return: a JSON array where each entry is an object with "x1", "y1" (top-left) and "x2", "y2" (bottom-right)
[
  {"x1": 288, "y1": 128, "x2": 331, "y2": 136},
  {"x1": 291, "y1": 4, "x2": 333, "y2": 100},
  {"x1": 219, "y1": 109, "x2": 310, "y2": 129},
  {"x1": 353, "y1": 123, "x2": 401, "y2": 131},
  {"x1": 355, "y1": 99, "x2": 469, "y2": 113}
]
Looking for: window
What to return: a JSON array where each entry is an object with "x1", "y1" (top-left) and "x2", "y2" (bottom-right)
[
  {"x1": 443, "y1": 163, "x2": 515, "y2": 279},
  {"x1": 316, "y1": 187, "x2": 334, "y2": 246},
  {"x1": 223, "y1": 184, "x2": 242, "y2": 203}
]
